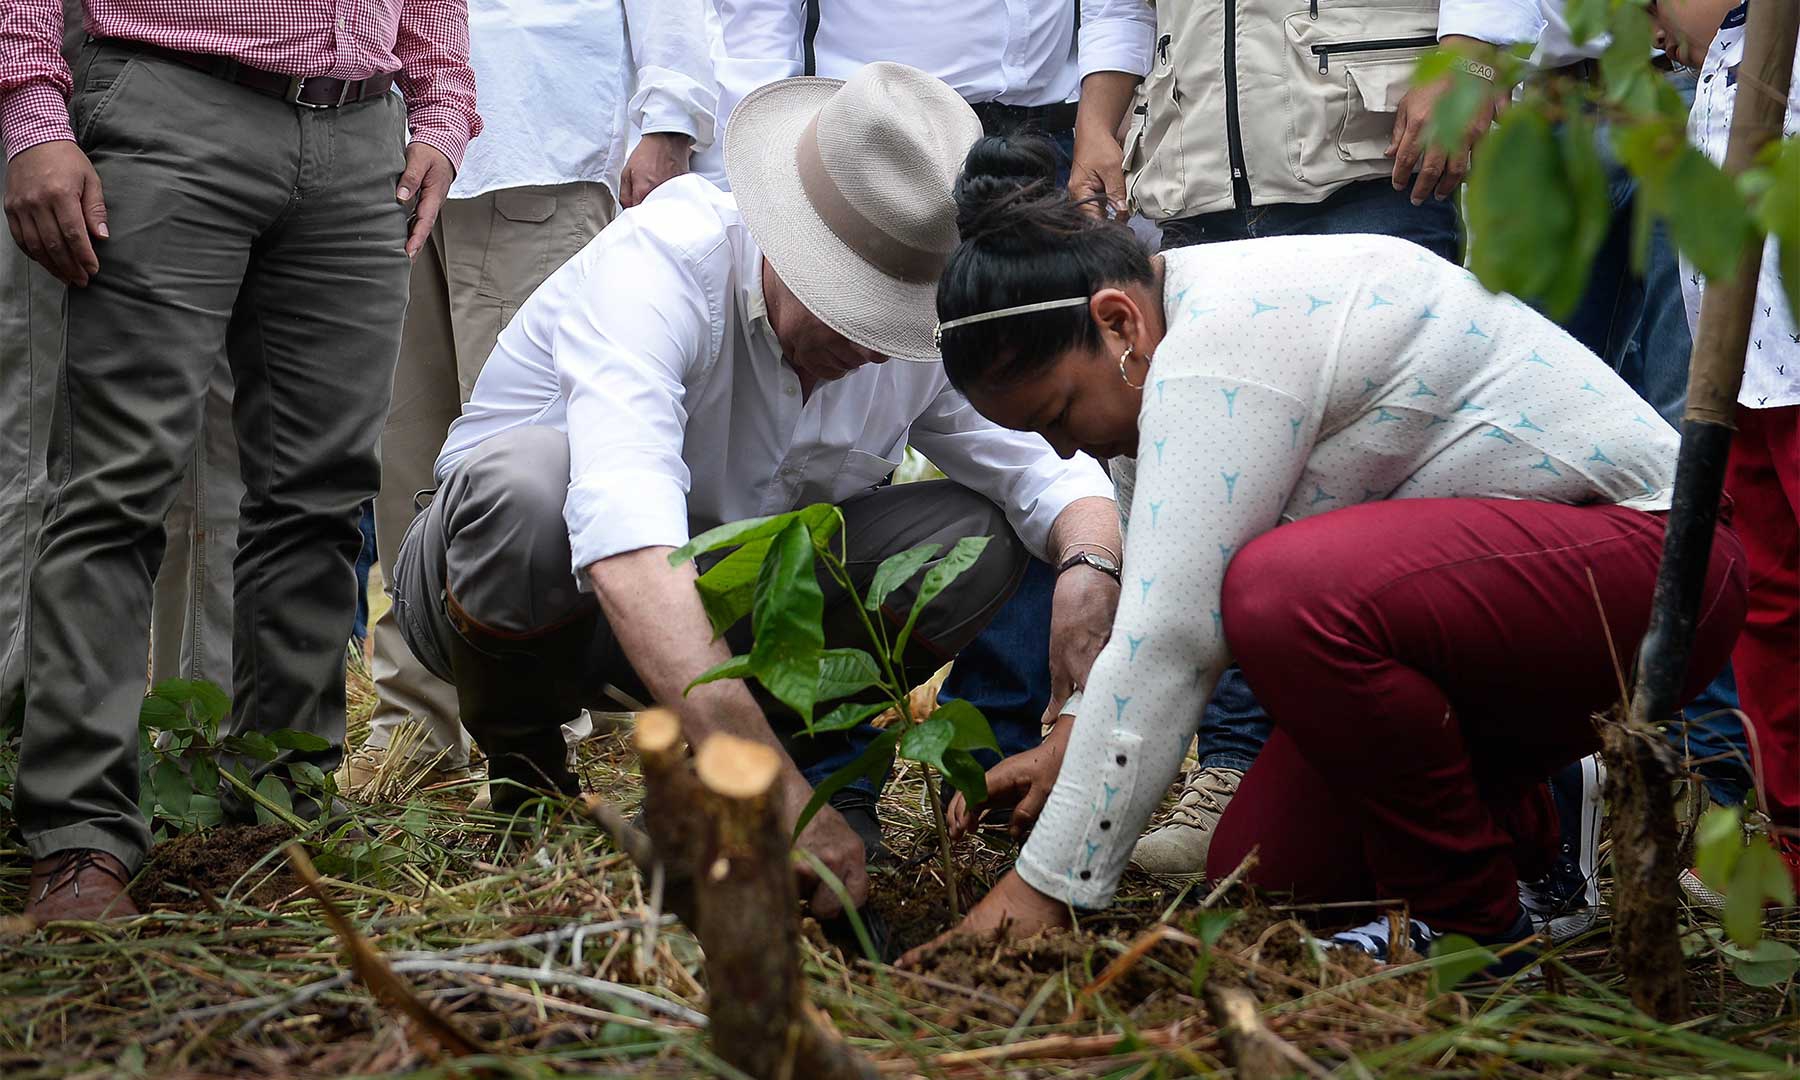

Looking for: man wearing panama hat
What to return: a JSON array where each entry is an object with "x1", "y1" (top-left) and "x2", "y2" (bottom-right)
[{"x1": 385, "y1": 62, "x2": 1123, "y2": 911}]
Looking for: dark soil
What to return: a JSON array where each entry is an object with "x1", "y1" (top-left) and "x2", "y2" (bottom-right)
[{"x1": 131, "y1": 823, "x2": 303, "y2": 912}]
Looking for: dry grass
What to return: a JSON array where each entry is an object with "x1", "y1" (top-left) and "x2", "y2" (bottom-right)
[{"x1": 1, "y1": 666, "x2": 1795, "y2": 1078}]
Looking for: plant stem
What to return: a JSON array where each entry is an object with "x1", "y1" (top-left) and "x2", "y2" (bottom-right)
[
  {"x1": 924, "y1": 769, "x2": 961, "y2": 921},
  {"x1": 218, "y1": 767, "x2": 311, "y2": 832}
]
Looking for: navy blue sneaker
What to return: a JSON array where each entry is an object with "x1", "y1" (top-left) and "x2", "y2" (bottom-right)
[{"x1": 1518, "y1": 755, "x2": 1605, "y2": 942}]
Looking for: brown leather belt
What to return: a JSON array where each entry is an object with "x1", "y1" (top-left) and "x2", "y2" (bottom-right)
[{"x1": 92, "y1": 36, "x2": 396, "y2": 109}]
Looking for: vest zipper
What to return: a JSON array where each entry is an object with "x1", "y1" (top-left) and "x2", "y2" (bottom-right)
[
  {"x1": 1222, "y1": 10, "x2": 1251, "y2": 208},
  {"x1": 1312, "y1": 36, "x2": 1438, "y2": 74}
]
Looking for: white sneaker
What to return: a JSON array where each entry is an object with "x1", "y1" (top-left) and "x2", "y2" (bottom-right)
[
  {"x1": 1679, "y1": 868, "x2": 1727, "y2": 909},
  {"x1": 1518, "y1": 755, "x2": 1606, "y2": 942},
  {"x1": 1129, "y1": 766, "x2": 1243, "y2": 876}
]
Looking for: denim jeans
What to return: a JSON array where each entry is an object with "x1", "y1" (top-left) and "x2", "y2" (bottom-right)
[
  {"x1": 1160, "y1": 177, "x2": 1461, "y2": 772},
  {"x1": 353, "y1": 500, "x2": 378, "y2": 643}
]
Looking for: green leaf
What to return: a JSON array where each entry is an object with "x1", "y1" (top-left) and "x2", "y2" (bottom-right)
[
  {"x1": 1663, "y1": 147, "x2": 1757, "y2": 281},
  {"x1": 817, "y1": 648, "x2": 882, "y2": 702},
  {"x1": 931, "y1": 698, "x2": 999, "y2": 753},
  {"x1": 1751, "y1": 136, "x2": 1800, "y2": 322},
  {"x1": 1724, "y1": 938, "x2": 1800, "y2": 987},
  {"x1": 147, "y1": 678, "x2": 231, "y2": 731},
  {"x1": 686, "y1": 653, "x2": 754, "y2": 692},
  {"x1": 269, "y1": 729, "x2": 331, "y2": 752},
  {"x1": 289, "y1": 761, "x2": 330, "y2": 793},
  {"x1": 747, "y1": 519, "x2": 826, "y2": 723},
  {"x1": 150, "y1": 760, "x2": 192, "y2": 822},
  {"x1": 809, "y1": 701, "x2": 888, "y2": 735},
  {"x1": 1424, "y1": 63, "x2": 1493, "y2": 155},
  {"x1": 1468, "y1": 110, "x2": 1578, "y2": 309},
  {"x1": 253, "y1": 773, "x2": 294, "y2": 827},
  {"x1": 1189, "y1": 908, "x2": 1240, "y2": 946},
  {"x1": 1694, "y1": 805, "x2": 1745, "y2": 891},
  {"x1": 1564, "y1": 0, "x2": 1612, "y2": 45},
  {"x1": 939, "y1": 748, "x2": 988, "y2": 805},
  {"x1": 894, "y1": 535, "x2": 991, "y2": 657},
  {"x1": 863, "y1": 543, "x2": 940, "y2": 612},
  {"x1": 189, "y1": 794, "x2": 224, "y2": 828},
  {"x1": 694, "y1": 538, "x2": 775, "y2": 637},
  {"x1": 139, "y1": 694, "x2": 190, "y2": 733},
  {"x1": 898, "y1": 715, "x2": 955, "y2": 769},
  {"x1": 668, "y1": 504, "x2": 843, "y2": 567},
  {"x1": 1600, "y1": 2, "x2": 1659, "y2": 113},
  {"x1": 1429, "y1": 933, "x2": 1500, "y2": 994},
  {"x1": 793, "y1": 728, "x2": 900, "y2": 837},
  {"x1": 225, "y1": 732, "x2": 281, "y2": 762},
  {"x1": 1725, "y1": 839, "x2": 1799, "y2": 948},
  {"x1": 189, "y1": 754, "x2": 220, "y2": 797}
]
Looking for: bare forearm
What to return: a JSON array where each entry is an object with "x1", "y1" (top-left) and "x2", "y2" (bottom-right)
[
  {"x1": 587, "y1": 548, "x2": 806, "y2": 785},
  {"x1": 1048, "y1": 495, "x2": 1123, "y2": 564},
  {"x1": 1074, "y1": 71, "x2": 1139, "y2": 145}
]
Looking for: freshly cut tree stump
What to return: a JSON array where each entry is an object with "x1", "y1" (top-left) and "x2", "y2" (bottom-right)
[{"x1": 597, "y1": 710, "x2": 874, "y2": 1080}]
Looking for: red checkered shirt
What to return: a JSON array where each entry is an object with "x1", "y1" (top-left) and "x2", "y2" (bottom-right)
[{"x1": 0, "y1": 0, "x2": 481, "y2": 166}]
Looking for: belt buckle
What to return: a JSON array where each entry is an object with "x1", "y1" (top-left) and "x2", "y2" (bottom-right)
[{"x1": 286, "y1": 75, "x2": 352, "y2": 109}]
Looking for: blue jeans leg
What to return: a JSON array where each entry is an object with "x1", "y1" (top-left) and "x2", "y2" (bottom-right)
[
  {"x1": 353, "y1": 499, "x2": 377, "y2": 643},
  {"x1": 938, "y1": 558, "x2": 1057, "y2": 765},
  {"x1": 1161, "y1": 177, "x2": 1460, "y2": 773},
  {"x1": 1674, "y1": 664, "x2": 1753, "y2": 807}
]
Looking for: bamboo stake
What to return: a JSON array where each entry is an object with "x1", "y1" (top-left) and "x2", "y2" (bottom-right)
[{"x1": 1615, "y1": 0, "x2": 1799, "y2": 1022}]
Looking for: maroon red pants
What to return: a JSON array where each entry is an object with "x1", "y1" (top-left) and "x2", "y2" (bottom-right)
[
  {"x1": 1725, "y1": 405, "x2": 1799, "y2": 847},
  {"x1": 1207, "y1": 498, "x2": 1747, "y2": 935}
]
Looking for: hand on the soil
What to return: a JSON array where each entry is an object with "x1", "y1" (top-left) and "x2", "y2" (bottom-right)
[
  {"x1": 947, "y1": 715, "x2": 1074, "y2": 841},
  {"x1": 793, "y1": 803, "x2": 869, "y2": 918},
  {"x1": 1043, "y1": 564, "x2": 1119, "y2": 726},
  {"x1": 896, "y1": 869, "x2": 1072, "y2": 969}
]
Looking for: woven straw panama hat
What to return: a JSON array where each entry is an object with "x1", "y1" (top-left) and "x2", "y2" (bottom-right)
[{"x1": 725, "y1": 62, "x2": 982, "y2": 361}]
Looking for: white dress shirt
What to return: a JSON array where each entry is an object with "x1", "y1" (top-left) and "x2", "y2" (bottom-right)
[
  {"x1": 436, "y1": 175, "x2": 1115, "y2": 574},
  {"x1": 1078, "y1": 0, "x2": 1547, "y2": 80},
  {"x1": 1679, "y1": 4, "x2": 1800, "y2": 411},
  {"x1": 450, "y1": 0, "x2": 718, "y2": 200},
  {"x1": 713, "y1": 1, "x2": 1115, "y2": 128}
]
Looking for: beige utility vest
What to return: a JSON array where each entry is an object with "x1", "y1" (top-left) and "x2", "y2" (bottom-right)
[{"x1": 1125, "y1": 0, "x2": 1442, "y2": 219}]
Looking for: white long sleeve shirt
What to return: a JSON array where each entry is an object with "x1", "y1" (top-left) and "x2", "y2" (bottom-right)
[
  {"x1": 450, "y1": 0, "x2": 718, "y2": 200},
  {"x1": 436, "y1": 176, "x2": 1115, "y2": 573},
  {"x1": 712, "y1": 1, "x2": 1107, "y2": 128},
  {"x1": 1018, "y1": 234, "x2": 1679, "y2": 908},
  {"x1": 1078, "y1": 0, "x2": 1547, "y2": 80},
  {"x1": 1679, "y1": 3, "x2": 1800, "y2": 411}
]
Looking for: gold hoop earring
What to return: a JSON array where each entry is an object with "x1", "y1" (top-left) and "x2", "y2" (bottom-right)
[{"x1": 1118, "y1": 346, "x2": 1146, "y2": 389}]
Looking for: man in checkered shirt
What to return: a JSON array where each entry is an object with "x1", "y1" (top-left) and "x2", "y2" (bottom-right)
[{"x1": 0, "y1": 0, "x2": 481, "y2": 924}]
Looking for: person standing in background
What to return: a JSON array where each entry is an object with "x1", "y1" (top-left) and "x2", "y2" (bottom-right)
[
  {"x1": 712, "y1": 0, "x2": 1134, "y2": 811},
  {"x1": 1071, "y1": 0, "x2": 1545, "y2": 877},
  {"x1": 3, "y1": 0, "x2": 480, "y2": 923},
  {"x1": 343, "y1": 0, "x2": 717, "y2": 800}
]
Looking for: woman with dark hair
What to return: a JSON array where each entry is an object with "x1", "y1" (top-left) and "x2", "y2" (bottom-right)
[{"x1": 908, "y1": 136, "x2": 1749, "y2": 967}]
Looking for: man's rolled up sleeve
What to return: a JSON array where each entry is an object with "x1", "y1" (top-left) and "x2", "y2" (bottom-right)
[
  {"x1": 910, "y1": 386, "x2": 1115, "y2": 561},
  {"x1": 1079, "y1": 0, "x2": 1156, "y2": 80},
  {"x1": 555, "y1": 217, "x2": 719, "y2": 573},
  {"x1": 1438, "y1": 0, "x2": 1545, "y2": 46}
]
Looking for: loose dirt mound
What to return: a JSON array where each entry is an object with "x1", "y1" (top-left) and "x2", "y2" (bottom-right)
[
  {"x1": 131, "y1": 823, "x2": 302, "y2": 912},
  {"x1": 852, "y1": 906, "x2": 1412, "y2": 1033}
]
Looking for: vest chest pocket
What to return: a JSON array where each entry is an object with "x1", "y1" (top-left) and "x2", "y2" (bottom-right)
[{"x1": 1282, "y1": 6, "x2": 1438, "y2": 187}]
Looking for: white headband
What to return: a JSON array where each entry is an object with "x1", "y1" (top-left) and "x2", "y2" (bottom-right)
[{"x1": 933, "y1": 296, "x2": 1091, "y2": 349}]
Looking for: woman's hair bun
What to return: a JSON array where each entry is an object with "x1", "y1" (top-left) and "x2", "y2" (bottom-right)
[{"x1": 953, "y1": 134, "x2": 1065, "y2": 243}]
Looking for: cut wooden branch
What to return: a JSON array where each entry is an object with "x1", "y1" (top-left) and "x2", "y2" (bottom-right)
[
  {"x1": 601, "y1": 710, "x2": 875, "y2": 1080},
  {"x1": 1619, "y1": 0, "x2": 1799, "y2": 1022},
  {"x1": 285, "y1": 843, "x2": 491, "y2": 1061},
  {"x1": 1204, "y1": 983, "x2": 1330, "y2": 1080}
]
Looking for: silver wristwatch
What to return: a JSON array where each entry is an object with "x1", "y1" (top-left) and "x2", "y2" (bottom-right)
[{"x1": 1056, "y1": 551, "x2": 1122, "y2": 583}]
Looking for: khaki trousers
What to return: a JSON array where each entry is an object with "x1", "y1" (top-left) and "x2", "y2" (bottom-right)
[{"x1": 366, "y1": 182, "x2": 615, "y2": 767}]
